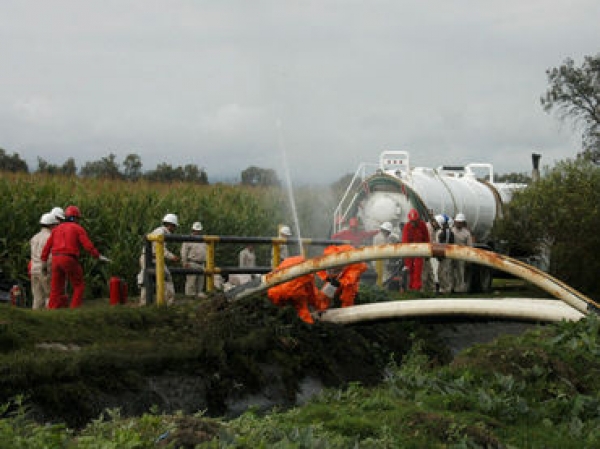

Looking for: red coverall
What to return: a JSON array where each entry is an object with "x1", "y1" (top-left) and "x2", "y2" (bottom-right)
[
  {"x1": 331, "y1": 228, "x2": 378, "y2": 247},
  {"x1": 401, "y1": 219, "x2": 430, "y2": 290},
  {"x1": 267, "y1": 256, "x2": 323, "y2": 324},
  {"x1": 41, "y1": 221, "x2": 100, "y2": 309},
  {"x1": 316, "y1": 245, "x2": 368, "y2": 308}
]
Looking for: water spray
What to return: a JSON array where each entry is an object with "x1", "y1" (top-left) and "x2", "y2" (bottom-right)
[{"x1": 276, "y1": 119, "x2": 303, "y2": 256}]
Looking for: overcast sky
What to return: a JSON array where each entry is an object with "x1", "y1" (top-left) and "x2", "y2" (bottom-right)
[{"x1": 1, "y1": 1, "x2": 599, "y2": 184}]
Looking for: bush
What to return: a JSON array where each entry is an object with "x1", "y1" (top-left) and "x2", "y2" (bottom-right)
[{"x1": 492, "y1": 158, "x2": 600, "y2": 300}]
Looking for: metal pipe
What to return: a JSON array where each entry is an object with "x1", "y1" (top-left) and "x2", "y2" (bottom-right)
[{"x1": 229, "y1": 243, "x2": 599, "y2": 316}]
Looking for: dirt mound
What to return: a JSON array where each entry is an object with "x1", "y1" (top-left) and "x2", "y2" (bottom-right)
[{"x1": 5, "y1": 293, "x2": 452, "y2": 427}]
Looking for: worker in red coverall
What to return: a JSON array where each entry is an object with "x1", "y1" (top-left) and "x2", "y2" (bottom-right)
[
  {"x1": 41, "y1": 205, "x2": 106, "y2": 309},
  {"x1": 331, "y1": 217, "x2": 378, "y2": 247},
  {"x1": 401, "y1": 208, "x2": 430, "y2": 291},
  {"x1": 316, "y1": 245, "x2": 368, "y2": 308},
  {"x1": 268, "y1": 256, "x2": 326, "y2": 324}
]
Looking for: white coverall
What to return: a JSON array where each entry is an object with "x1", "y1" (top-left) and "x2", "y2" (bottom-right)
[
  {"x1": 181, "y1": 240, "x2": 207, "y2": 296},
  {"x1": 30, "y1": 227, "x2": 52, "y2": 309},
  {"x1": 452, "y1": 226, "x2": 473, "y2": 293},
  {"x1": 138, "y1": 225, "x2": 177, "y2": 305}
]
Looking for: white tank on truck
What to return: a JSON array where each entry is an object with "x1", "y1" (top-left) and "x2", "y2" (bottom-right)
[{"x1": 333, "y1": 150, "x2": 530, "y2": 292}]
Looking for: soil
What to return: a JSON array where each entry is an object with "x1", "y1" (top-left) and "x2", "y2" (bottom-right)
[{"x1": 3, "y1": 293, "x2": 540, "y2": 429}]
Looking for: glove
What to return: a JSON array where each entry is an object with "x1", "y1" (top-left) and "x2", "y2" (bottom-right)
[
  {"x1": 327, "y1": 277, "x2": 341, "y2": 288},
  {"x1": 99, "y1": 255, "x2": 111, "y2": 263},
  {"x1": 41, "y1": 262, "x2": 48, "y2": 277},
  {"x1": 321, "y1": 278, "x2": 340, "y2": 299}
]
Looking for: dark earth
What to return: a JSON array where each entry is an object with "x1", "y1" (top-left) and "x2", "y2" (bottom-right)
[{"x1": 0, "y1": 292, "x2": 539, "y2": 430}]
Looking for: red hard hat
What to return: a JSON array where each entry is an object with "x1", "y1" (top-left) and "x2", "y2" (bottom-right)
[
  {"x1": 408, "y1": 208, "x2": 419, "y2": 221},
  {"x1": 348, "y1": 217, "x2": 359, "y2": 227},
  {"x1": 65, "y1": 205, "x2": 81, "y2": 218}
]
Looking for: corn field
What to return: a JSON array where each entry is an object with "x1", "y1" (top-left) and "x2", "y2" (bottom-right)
[{"x1": 0, "y1": 173, "x2": 338, "y2": 299}]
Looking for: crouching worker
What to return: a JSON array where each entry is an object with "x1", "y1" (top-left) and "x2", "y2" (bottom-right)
[
  {"x1": 316, "y1": 245, "x2": 368, "y2": 308},
  {"x1": 267, "y1": 256, "x2": 327, "y2": 324}
]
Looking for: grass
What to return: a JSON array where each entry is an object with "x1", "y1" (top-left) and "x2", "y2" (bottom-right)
[{"x1": 1, "y1": 281, "x2": 596, "y2": 447}]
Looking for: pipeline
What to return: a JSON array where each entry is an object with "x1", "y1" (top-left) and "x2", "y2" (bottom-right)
[
  {"x1": 317, "y1": 298, "x2": 585, "y2": 324},
  {"x1": 227, "y1": 243, "x2": 600, "y2": 317}
]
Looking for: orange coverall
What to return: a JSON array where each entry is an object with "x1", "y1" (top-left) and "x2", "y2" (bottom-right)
[
  {"x1": 316, "y1": 245, "x2": 368, "y2": 308},
  {"x1": 267, "y1": 256, "x2": 324, "y2": 324}
]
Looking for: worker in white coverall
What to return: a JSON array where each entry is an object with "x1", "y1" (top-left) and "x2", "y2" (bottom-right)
[
  {"x1": 138, "y1": 213, "x2": 180, "y2": 305},
  {"x1": 271, "y1": 225, "x2": 292, "y2": 267},
  {"x1": 373, "y1": 222, "x2": 399, "y2": 286},
  {"x1": 436, "y1": 214, "x2": 455, "y2": 294},
  {"x1": 421, "y1": 214, "x2": 442, "y2": 294},
  {"x1": 181, "y1": 221, "x2": 207, "y2": 298},
  {"x1": 451, "y1": 213, "x2": 473, "y2": 293},
  {"x1": 228, "y1": 244, "x2": 257, "y2": 287},
  {"x1": 29, "y1": 212, "x2": 59, "y2": 309}
]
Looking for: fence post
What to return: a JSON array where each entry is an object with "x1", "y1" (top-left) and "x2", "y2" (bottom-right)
[
  {"x1": 150, "y1": 234, "x2": 166, "y2": 306},
  {"x1": 205, "y1": 239, "x2": 215, "y2": 292},
  {"x1": 272, "y1": 241, "x2": 281, "y2": 268}
]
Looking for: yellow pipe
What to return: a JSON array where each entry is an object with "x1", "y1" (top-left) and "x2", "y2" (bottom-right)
[
  {"x1": 205, "y1": 237, "x2": 216, "y2": 292},
  {"x1": 147, "y1": 234, "x2": 166, "y2": 306},
  {"x1": 272, "y1": 242, "x2": 281, "y2": 267}
]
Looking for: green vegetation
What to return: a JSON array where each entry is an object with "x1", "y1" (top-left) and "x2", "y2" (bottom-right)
[
  {"x1": 492, "y1": 158, "x2": 600, "y2": 301},
  {"x1": 0, "y1": 173, "x2": 338, "y2": 299},
  {"x1": 1, "y1": 294, "x2": 600, "y2": 447}
]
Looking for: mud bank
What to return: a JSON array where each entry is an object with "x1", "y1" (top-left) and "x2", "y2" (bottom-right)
[{"x1": 1, "y1": 295, "x2": 540, "y2": 428}]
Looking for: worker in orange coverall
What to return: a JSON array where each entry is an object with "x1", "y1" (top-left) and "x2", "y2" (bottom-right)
[
  {"x1": 316, "y1": 245, "x2": 368, "y2": 308},
  {"x1": 268, "y1": 256, "x2": 327, "y2": 324},
  {"x1": 401, "y1": 208, "x2": 430, "y2": 291},
  {"x1": 41, "y1": 205, "x2": 106, "y2": 309}
]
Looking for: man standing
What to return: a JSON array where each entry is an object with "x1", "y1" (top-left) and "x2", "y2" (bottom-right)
[
  {"x1": 30, "y1": 213, "x2": 58, "y2": 309},
  {"x1": 437, "y1": 215, "x2": 455, "y2": 294},
  {"x1": 422, "y1": 214, "x2": 442, "y2": 294},
  {"x1": 230, "y1": 243, "x2": 256, "y2": 286},
  {"x1": 181, "y1": 222, "x2": 207, "y2": 298},
  {"x1": 372, "y1": 222, "x2": 399, "y2": 287},
  {"x1": 452, "y1": 213, "x2": 473, "y2": 293},
  {"x1": 401, "y1": 208, "x2": 430, "y2": 291},
  {"x1": 41, "y1": 205, "x2": 104, "y2": 309},
  {"x1": 138, "y1": 213, "x2": 180, "y2": 305},
  {"x1": 331, "y1": 217, "x2": 378, "y2": 247},
  {"x1": 239, "y1": 244, "x2": 256, "y2": 269},
  {"x1": 272, "y1": 225, "x2": 293, "y2": 267}
]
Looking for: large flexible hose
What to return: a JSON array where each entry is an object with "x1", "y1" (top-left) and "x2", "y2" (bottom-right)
[{"x1": 226, "y1": 243, "x2": 599, "y2": 317}]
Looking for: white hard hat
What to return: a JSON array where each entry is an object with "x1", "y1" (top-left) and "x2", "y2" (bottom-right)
[
  {"x1": 279, "y1": 225, "x2": 292, "y2": 236},
  {"x1": 162, "y1": 213, "x2": 179, "y2": 227},
  {"x1": 51, "y1": 207, "x2": 65, "y2": 220},
  {"x1": 40, "y1": 213, "x2": 58, "y2": 226},
  {"x1": 192, "y1": 221, "x2": 203, "y2": 231},
  {"x1": 455, "y1": 213, "x2": 466, "y2": 222},
  {"x1": 434, "y1": 215, "x2": 445, "y2": 227},
  {"x1": 380, "y1": 221, "x2": 393, "y2": 232}
]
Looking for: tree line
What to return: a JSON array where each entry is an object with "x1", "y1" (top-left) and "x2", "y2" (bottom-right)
[{"x1": 0, "y1": 150, "x2": 283, "y2": 187}]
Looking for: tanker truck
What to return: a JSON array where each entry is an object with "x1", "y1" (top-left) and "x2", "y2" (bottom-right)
[{"x1": 332, "y1": 150, "x2": 537, "y2": 293}]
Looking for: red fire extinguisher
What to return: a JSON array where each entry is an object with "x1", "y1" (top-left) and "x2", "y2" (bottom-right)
[
  {"x1": 10, "y1": 285, "x2": 22, "y2": 307},
  {"x1": 109, "y1": 277, "x2": 128, "y2": 305}
]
